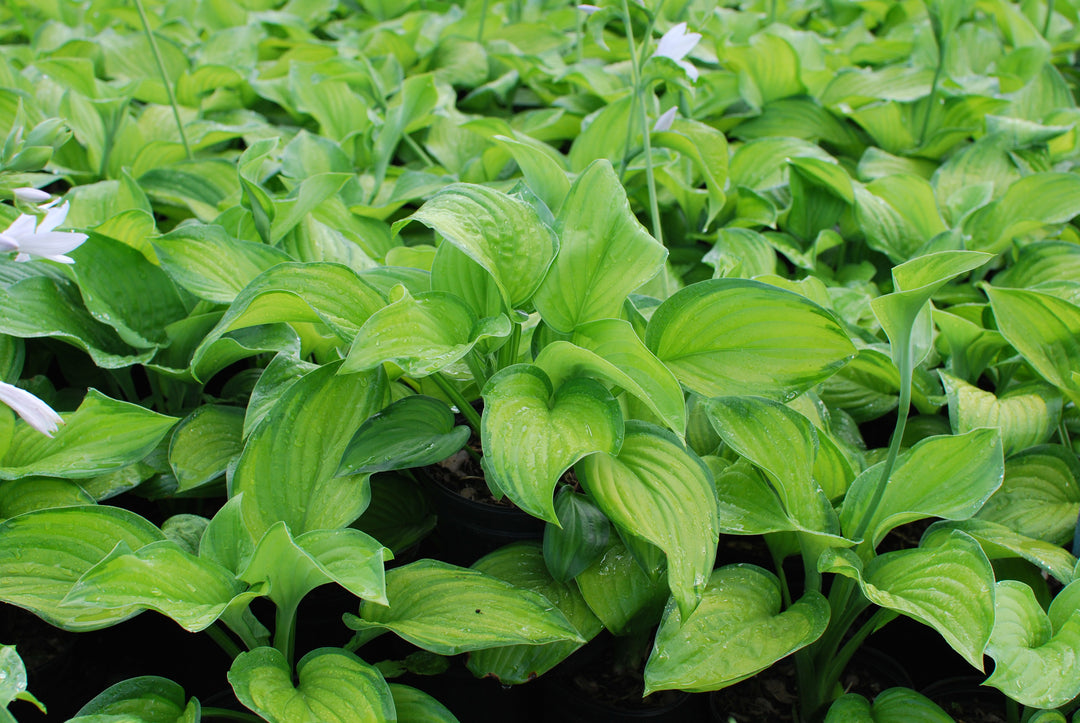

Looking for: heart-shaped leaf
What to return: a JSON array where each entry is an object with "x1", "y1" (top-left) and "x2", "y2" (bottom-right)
[
  {"x1": 0, "y1": 389, "x2": 177, "y2": 481},
  {"x1": 645, "y1": 279, "x2": 855, "y2": 400},
  {"x1": 840, "y1": 429, "x2": 1004, "y2": 547},
  {"x1": 229, "y1": 647, "x2": 395, "y2": 723},
  {"x1": 819, "y1": 530, "x2": 995, "y2": 669},
  {"x1": 341, "y1": 287, "x2": 510, "y2": 377},
  {"x1": 481, "y1": 365, "x2": 623, "y2": 523},
  {"x1": 976, "y1": 445, "x2": 1080, "y2": 547},
  {"x1": 824, "y1": 687, "x2": 954, "y2": 722},
  {"x1": 345, "y1": 559, "x2": 584, "y2": 655},
  {"x1": 984, "y1": 580, "x2": 1080, "y2": 708},
  {"x1": 532, "y1": 160, "x2": 666, "y2": 332},
  {"x1": 940, "y1": 374, "x2": 1062, "y2": 457},
  {"x1": 579, "y1": 422, "x2": 718, "y2": 618},
  {"x1": 467, "y1": 542, "x2": 602, "y2": 684},
  {"x1": 337, "y1": 396, "x2": 469, "y2": 477},
  {"x1": 535, "y1": 318, "x2": 685, "y2": 436},
  {"x1": 232, "y1": 362, "x2": 387, "y2": 537},
  {"x1": 70, "y1": 676, "x2": 198, "y2": 723},
  {"x1": 644, "y1": 564, "x2": 829, "y2": 694},
  {"x1": 0, "y1": 506, "x2": 164, "y2": 630},
  {"x1": 395, "y1": 184, "x2": 558, "y2": 310}
]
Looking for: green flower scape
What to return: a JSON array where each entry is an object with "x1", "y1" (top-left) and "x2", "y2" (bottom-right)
[{"x1": 1, "y1": 0, "x2": 1080, "y2": 721}]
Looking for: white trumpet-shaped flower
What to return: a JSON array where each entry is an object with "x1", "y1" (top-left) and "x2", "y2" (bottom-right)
[
  {"x1": 653, "y1": 107, "x2": 678, "y2": 132},
  {"x1": 0, "y1": 201, "x2": 87, "y2": 264},
  {"x1": 653, "y1": 22, "x2": 701, "y2": 81},
  {"x1": 0, "y1": 381, "x2": 64, "y2": 437},
  {"x1": 13, "y1": 187, "x2": 51, "y2": 204},
  {"x1": 577, "y1": 3, "x2": 601, "y2": 13}
]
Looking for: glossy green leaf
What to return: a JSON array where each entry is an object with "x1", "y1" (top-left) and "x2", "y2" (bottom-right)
[
  {"x1": 645, "y1": 279, "x2": 855, "y2": 400},
  {"x1": 575, "y1": 536, "x2": 669, "y2": 635},
  {"x1": 840, "y1": 429, "x2": 1004, "y2": 547},
  {"x1": 394, "y1": 184, "x2": 558, "y2": 309},
  {"x1": 993, "y1": 241, "x2": 1080, "y2": 290},
  {"x1": 976, "y1": 445, "x2": 1080, "y2": 547},
  {"x1": 985, "y1": 286, "x2": 1080, "y2": 403},
  {"x1": 0, "y1": 478, "x2": 95, "y2": 519},
  {"x1": 924, "y1": 519, "x2": 1076, "y2": 586},
  {"x1": 543, "y1": 487, "x2": 610, "y2": 583},
  {"x1": 388, "y1": 684, "x2": 458, "y2": 723},
  {"x1": 702, "y1": 228, "x2": 776, "y2": 280},
  {"x1": 337, "y1": 396, "x2": 469, "y2": 477},
  {"x1": 579, "y1": 422, "x2": 718, "y2": 617},
  {"x1": 653, "y1": 118, "x2": 729, "y2": 222},
  {"x1": 644, "y1": 565, "x2": 829, "y2": 694},
  {"x1": 941, "y1": 374, "x2": 1061, "y2": 457},
  {"x1": 708, "y1": 396, "x2": 839, "y2": 540},
  {"x1": 729, "y1": 137, "x2": 834, "y2": 192},
  {"x1": 64, "y1": 539, "x2": 260, "y2": 632},
  {"x1": 493, "y1": 134, "x2": 570, "y2": 214},
  {"x1": 239, "y1": 522, "x2": 390, "y2": 612},
  {"x1": 467, "y1": 542, "x2": 602, "y2": 684},
  {"x1": 232, "y1": 363, "x2": 387, "y2": 537},
  {"x1": 169, "y1": 405, "x2": 245, "y2": 493},
  {"x1": 533, "y1": 160, "x2": 665, "y2": 332},
  {"x1": 534, "y1": 318, "x2": 685, "y2": 435},
  {"x1": 481, "y1": 365, "x2": 623, "y2": 523},
  {"x1": 229, "y1": 647, "x2": 395, "y2": 723},
  {"x1": 984, "y1": 580, "x2": 1080, "y2": 708},
  {"x1": 819, "y1": 530, "x2": 995, "y2": 669},
  {"x1": 429, "y1": 241, "x2": 505, "y2": 323},
  {"x1": 712, "y1": 460, "x2": 799, "y2": 535},
  {"x1": 0, "y1": 390, "x2": 177, "y2": 480},
  {"x1": 70, "y1": 676, "x2": 198, "y2": 723},
  {"x1": 346, "y1": 559, "x2": 584, "y2": 655},
  {"x1": 341, "y1": 287, "x2": 510, "y2": 376},
  {"x1": 932, "y1": 307, "x2": 1009, "y2": 383},
  {"x1": 824, "y1": 687, "x2": 955, "y2": 722},
  {"x1": 154, "y1": 223, "x2": 292, "y2": 304},
  {"x1": 965, "y1": 173, "x2": 1080, "y2": 254},
  {"x1": 0, "y1": 645, "x2": 41, "y2": 715},
  {"x1": 0, "y1": 505, "x2": 164, "y2": 630}
]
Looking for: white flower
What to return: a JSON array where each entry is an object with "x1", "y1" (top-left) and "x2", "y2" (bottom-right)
[
  {"x1": 653, "y1": 107, "x2": 678, "y2": 132},
  {"x1": 653, "y1": 22, "x2": 702, "y2": 81},
  {"x1": 577, "y1": 4, "x2": 602, "y2": 13},
  {"x1": 0, "y1": 381, "x2": 63, "y2": 437},
  {"x1": 13, "y1": 188, "x2": 51, "y2": 204},
  {"x1": 0, "y1": 202, "x2": 88, "y2": 264}
]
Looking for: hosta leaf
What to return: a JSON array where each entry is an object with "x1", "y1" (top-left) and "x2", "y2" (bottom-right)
[
  {"x1": 2, "y1": 473, "x2": 92, "y2": 517},
  {"x1": 154, "y1": 223, "x2": 292, "y2": 304},
  {"x1": 0, "y1": 276, "x2": 155, "y2": 369},
  {"x1": 840, "y1": 429, "x2": 1004, "y2": 547},
  {"x1": 0, "y1": 646, "x2": 41, "y2": 716},
  {"x1": 229, "y1": 647, "x2": 395, "y2": 723},
  {"x1": 534, "y1": 318, "x2": 685, "y2": 435},
  {"x1": 579, "y1": 422, "x2": 718, "y2": 618},
  {"x1": 190, "y1": 263, "x2": 387, "y2": 374},
  {"x1": 467, "y1": 542, "x2": 602, "y2": 684},
  {"x1": 430, "y1": 242, "x2": 505, "y2": 322},
  {"x1": 533, "y1": 160, "x2": 665, "y2": 332},
  {"x1": 985, "y1": 286, "x2": 1080, "y2": 403},
  {"x1": 239, "y1": 522, "x2": 390, "y2": 611},
  {"x1": 64, "y1": 539, "x2": 260, "y2": 632},
  {"x1": 232, "y1": 363, "x2": 387, "y2": 537},
  {"x1": 394, "y1": 184, "x2": 558, "y2": 309},
  {"x1": 819, "y1": 531, "x2": 995, "y2": 669},
  {"x1": 992, "y1": 241, "x2": 1080, "y2": 290},
  {"x1": 707, "y1": 396, "x2": 839, "y2": 540},
  {"x1": 543, "y1": 487, "x2": 610, "y2": 583},
  {"x1": 932, "y1": 307, "x2": 1008, "y2": 383},
  {"x1": 341, "y1": 287, "x2": 510, "y2": 376},
  {"x1": 703, "y1": 228, "x2": 776, "y2": 280},
  {"x1": 644, "y1": 565, "x2": 829, "y2": 694},
  {"x1": 388, "y1": 684, "x2": 458, "y2": 723},
  {"x1": 976, "y1": 445, "x2": 1080, "y2": 547},
  {"x1": 984, "y1": 580, "x2": 1080, "y2": 708},
  {"x1": 337, "y1": 396, "x2": 469, "y2": 476},
  {"x1": 729, "y1": 137, "x2": 834, "y2": 192},
  {"x1": 645, "y1": 279, "x2": 855, "y2": 400},
  {"x1": 70, "y1": 676, "x2": 198, "y2": 723},
  {"x1": 712, "y1": 460, "x2": 799, "y2": 535},
  {"x1": 924, "y1": 519, "x2": 1076, "y2": 586},
  {"x1": 0, "y1": 505, "x2": 164, "y2": 630},
  {"x1": 965, "y1": 173, "x2": 1080, "y2": 254},
  {"x1": 345, "y1": 559, "x2": 584, "y2": 655},
  {"x1": 824, "y1": 688, "x2": 954, "y2": 722},
  {"x1": 941, "y1": 374, "x2": 1062, "y2": 457},
  {"x1": 169, "y1": 405, "x2": 245, "y2": 492},
  {"x1": 653, "y1": 118, "x2": 729, "y2": 221},
  {"x1": 575, "y1": 537, "x2": 669, "y2": 635},
  {"x1": 0, "y1": 390, "x2": 177, "y2": 480},
  {"x1": 481, "y1": 366, "x2": 623, "y2": 523},
  {"x1": 854, "y1": 175, "x2": 946, "y2": 262},
  {"x1": 492, "y1": 134, "x2": 570, "y2": 214}
]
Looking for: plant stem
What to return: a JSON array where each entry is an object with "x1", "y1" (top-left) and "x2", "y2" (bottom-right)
[
  {"x1": 919, "y1": 34, "x2": 946, "y2": 147},
  {"x1": 403, "y1": 133, "x2": 435, "y2": 167},
  {"x1": 206, "y1": 623, "x2": 244, "y2": 660},
  {"x1": 1059, "y1": 418, "x2": 1072, "y2": 449},
  {"x1": 132, "y1": 0, "x2": 192, "y2": 161},
  {"x1": 477, "y1": 0, "x2": 490, "y2": 43},
  {"x1": 1043, "y1": 0, "x2": 1055, "y2": 38},
  {"x1": 430, "y1": 373, "x2": 483, "y2": 434},
  {"x1": 201, "y1": 708, "x2": 262, "y2": 723},
  {"x1": 820, "y1": 608, "x2": 898, "y2": 694},
  {"x1": 273, "y1": 601, "x2": 298, "y2": 670}
]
